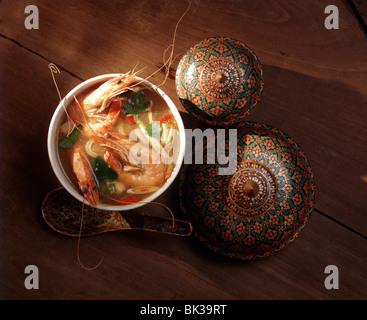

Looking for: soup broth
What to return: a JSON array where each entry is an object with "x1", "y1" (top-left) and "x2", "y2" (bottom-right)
[{"x1": 57, "y1": 76, "x2": 180, "y2": 206}]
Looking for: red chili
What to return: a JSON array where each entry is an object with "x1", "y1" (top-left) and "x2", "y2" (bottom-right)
[
  {"x1": 159, "y1": 114, "x2": 173, "y2": 124},
  {"x1": 126, "y1": 116, "x2": 136, "y2": 125},
  {"x1": 120, "y1": 197, "x2": 141, "y2": 205}
]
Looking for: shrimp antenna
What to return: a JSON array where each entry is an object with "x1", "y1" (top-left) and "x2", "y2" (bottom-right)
[
  {"x1": 160, "y1": 0, "x2": 192, "y2": 86},
  {"x1": 48, "y1": 63, "x2": 62, "y2": 101},
  {"x1": 49, "y1": 63, "x2": 75, "y2": 135},
  {"x1": 140, "y1": 0, "x2": 192, "y2": 87},
  {"x1": 77, "y1": 200, "x2": 104, "y2": 271}
]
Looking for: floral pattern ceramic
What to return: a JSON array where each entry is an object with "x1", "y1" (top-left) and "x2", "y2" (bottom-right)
[
  {"x1": 175, "y1": 36, "x2": 264, "y2": 126},
  {"x1": 179, "y1": 122, "x2": 315, "y2": 260},
  {"x1": 42, "y1": 188, "x2": 192, "y2": 237}
]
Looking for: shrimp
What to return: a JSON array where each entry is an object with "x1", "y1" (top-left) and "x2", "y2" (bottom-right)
[
  {"x1": 60, "y1": 74, "x2": 164, "y2": 204},
  {"x1": 83, "y1": 73, "x2": 136, "y2": 114},
  {"x1": 101, "y1": 132, "x2": 166, "y2": 188},
  {"x1": 71, "y1": 146, "x2": 99, "y2": 206},
  {"x1": 59, "y1": 95, "x2": 123, "y2": 140},
  {"x1": 83, "y1": 98, "x2": 123, "y2": 137}
]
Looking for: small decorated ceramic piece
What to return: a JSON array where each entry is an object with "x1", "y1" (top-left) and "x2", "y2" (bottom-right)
[
  {"x1": 42, "y1": 188, "x2": 192, "y2": 237},
  {"x1": 179, "y1": 122, "x2": 315, "y2": 260},
  {"x1": 175, "y1": 36, "x2": 264, "y2": 126}
]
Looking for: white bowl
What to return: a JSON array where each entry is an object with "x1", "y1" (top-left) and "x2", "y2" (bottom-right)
[{"x1": 48, "y1": 74, "x2": 186, "y2": 211}]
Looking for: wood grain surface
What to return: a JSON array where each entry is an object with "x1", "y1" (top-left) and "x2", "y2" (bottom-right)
[
  {"x1": 351, "y1": 0, "x2": 367, "y2": 28},
  {"x1": 0, "y1": 0, "x2": 366, "y2": 300}
]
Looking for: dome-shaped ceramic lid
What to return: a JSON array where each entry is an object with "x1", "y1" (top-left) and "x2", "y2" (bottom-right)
[
  {"x1": 179, "y1": 122, "x2": 315, "y2": 260},
  {"x1": 175, "y1": 36, "x2": 264, "y2": 126}
]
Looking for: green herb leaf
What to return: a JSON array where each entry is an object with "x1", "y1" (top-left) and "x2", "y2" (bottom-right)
[
  {"x1": 93, "y1": 156, "x2": 118, "y2": 181},
  {"x1": 146, "y1": 121, "x2": 162, "y2": 137},
  {"x1": 59, "y1": 124, "x2": 83, "y2": 148},
  {"x1": 118, "y1": 89, "x2": 133, "y2": 97},
  {"x1": 123, "y1": 92, "x2": 149, "y2": 118}
]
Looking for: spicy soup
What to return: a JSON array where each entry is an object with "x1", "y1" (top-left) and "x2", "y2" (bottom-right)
[{"x1": 57, "y1": 76, "x2": 180, "y2": 206}]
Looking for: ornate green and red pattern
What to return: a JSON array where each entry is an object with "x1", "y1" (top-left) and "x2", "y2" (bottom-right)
[
  {"x1": 179, "y1": 122, "x2": 315, "y2": 260},
  {"x1": 176, "y1": 36, "x2": 264, "y2": 126},
  {"x1": 223, "y1": 161, "x2": 278, "y2": 218},
  {"x1": 42, "y1": 188, "x2": 192, "y2": 237}
]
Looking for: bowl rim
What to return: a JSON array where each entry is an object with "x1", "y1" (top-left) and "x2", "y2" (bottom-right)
[{"x1": 47, "y1": 73, "x2": 186, "y2": 211}]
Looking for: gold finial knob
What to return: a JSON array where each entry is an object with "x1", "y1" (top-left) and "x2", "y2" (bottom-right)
[
  {"x1": 243, "y1": 181, "x2": 259, "y2": 197},
  {"x1": 215, "y1": 72, "x2": 226, "y2": 83}
]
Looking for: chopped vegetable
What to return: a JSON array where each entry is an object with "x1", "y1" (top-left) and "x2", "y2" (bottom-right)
[
  {"x1": 99, "y1": 180, "x2": 115, "y2": 195},
  {"x1": 114, "y1": 181, "x2": 127, "y2": 194},
  {"x1": 93, "y1": 156, "x2": 118, "y2": 181},
  {"x1": 120, "y1": 197, "x2": 141, "y2": 205},
  {"x1": 159, "y1": 114, "x2": 173, "y2": 124},
  {"x1": 85, "y1": 139, "x2": 104, "y2": 158},
  {"x1": 126, "y1": 186, "x2": 159, "y2": 194},
  {"x1": 161, "y1": 123, "x2": 168, "y2": 143},
  {"x1": 59, "y1": 124, "x2": 83, "y2": 148},
  {"x1": 146, "y1": 121, "x2": 162, "y2": 137},
  {"x1": 161, "y1": 123, "x2": 174, "y2": 146},
  {"x1": 126, "y1": 115, "x2": 136, "y2": 125},
  {"x1": 121, "y1": 91, "x2": 170, "y2": 162},
  {"x1": 135, "y1": 118, "x2": 167, "y2": 158}
]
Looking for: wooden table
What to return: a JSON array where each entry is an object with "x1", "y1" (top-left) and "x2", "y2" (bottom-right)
[{"x1": 1, "y1": 0, "x2": 367, "y2": 301}]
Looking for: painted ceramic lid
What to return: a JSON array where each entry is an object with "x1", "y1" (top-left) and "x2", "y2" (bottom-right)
[
  {"x1": 175, "y1": 36, "x2": 264, "y2": 126},
  {"x1": 179, "y1": 122, "x2": 315, "y2": 260}
]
